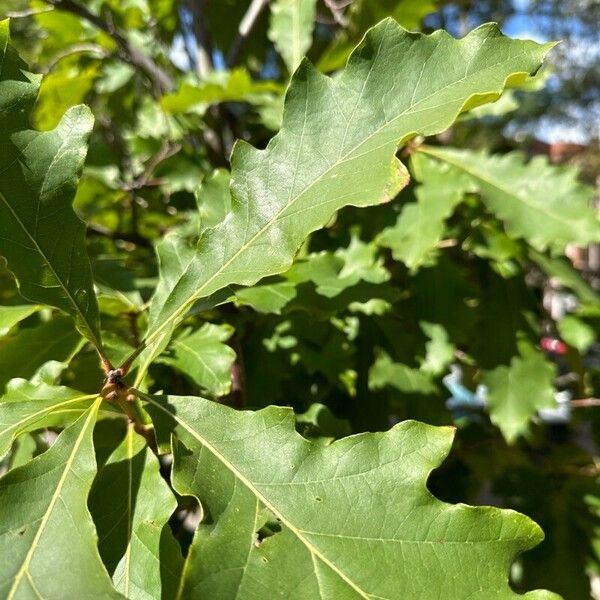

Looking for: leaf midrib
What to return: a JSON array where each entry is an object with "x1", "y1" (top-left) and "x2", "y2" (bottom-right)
[
  {"x1": 0, "y1": 189, "x2": 102, "y2": 352},
  {"x1": 0, "y1": 393, "x2": 97, "y2": 440},
  {"x1": 140, "y1": 392, "x2": 370, "y2": 599},
  {"x1": 6, "y1": 400, "x2": 99, "y2": 600},
  {"x1": 144, "y1": 35, "x2": 530, "y2": 352},
  {"x1": 419, "y1": 147, "x2": 579, "y2": 233}
]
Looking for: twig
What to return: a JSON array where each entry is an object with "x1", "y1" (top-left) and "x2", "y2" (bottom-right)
[
  {"x1": 45, "y1": 0, "x2": 173, "y2": 94},
  {"x1": 6, "y1": 6, "x2": 54, "y2": 17},
  {"x1": 322, "y1": 0, "x2": 349, "y2": 27},
  {"x1": 43, "y1": 43, "x2": 110, "y2": 73},
  {"x1": 226, "y1": 0, "x2": 270, "y2": 68},
  {"x1": 571, "y1": 398, "x2": 600, "y2": 408},
  {"x1": 184, "y1": 0, "x2": 214, "y2": 77},
  {"x1": 125, "y1": 142, "x2": 182, "y2": 191}
]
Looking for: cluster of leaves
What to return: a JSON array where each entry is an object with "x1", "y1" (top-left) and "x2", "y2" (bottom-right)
[{"x1": 0, "y1": 1, "x2": 599, "y2": 598}]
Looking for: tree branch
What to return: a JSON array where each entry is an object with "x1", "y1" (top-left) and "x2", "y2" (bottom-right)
[
  {"x1": 226, "y1": 0, "x2": 270, "y2": 68},
  {"x1": 184, "y1": 0, "x2": 214, "y2": 77},
  {"x1": 571, "y1": 398, "x2": 600, "y2": 408},
  {"x1": 45, "y1": 0, "x2": 173, "y2": 94},
  {"x1": 322, "y1": 0, "x2": 350, "y2": 27}
]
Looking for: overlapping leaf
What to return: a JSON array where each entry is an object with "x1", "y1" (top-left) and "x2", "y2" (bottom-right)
[
  {"x1": 89, "y1": 426, "x2": 183, "y2": 600},
  {"x1": 0, "y1": 21, "x2": 102, "y2": 352},
  {"x1": 419, "y1": 146, "x2": 600, "y2": 252},
  {"x1": 0, "y1": 316, "x2": 83, "y2": 391},
  {"x1": 268, "y1": 0, "x2": 317, "y2": 73},
  {"x1": 483, "y1": 349, "x2": 557, "y2": 443},
  {"x1": 0, "y1": 379, "x2": 98, "y2": 459},
  {"x1": 142, "y1": 392, "x2": 558, "y2": 599},
  {"x1": 378, "y1": 152, "x2": 474, "y2": 271},
  {"x1": 141, "y1": 20, "x2": 553, "y2": 369},
  {"x1": 160, "y1": 323, "x2": 236, "y2": 397},
  {"x1": 0, "y1": 400, "x2": 122, "y2": 599}
]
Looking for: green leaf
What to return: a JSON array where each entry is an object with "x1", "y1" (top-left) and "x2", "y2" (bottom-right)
[
  {"x1": 0, "y1": 316, "x2": 83, "y2": 391},
  {"x1": 235, "y1": 235, "x2": 396, "y2": 316},
  {"x1": 0, "y1": 399, "x2": 122, "y2": 599},
  {"x1": 378, "y1": 152, "x2": 473, "y2": 271},
  {"x1": 89, "y1": 425, "x2": 183, "y2": 600},
  {"x1": 0, "y1": 305, "x2": 40, "y2": 336},
  {"x1": 419, "y1": 146, "x2": 600, "y2": 252},
  {"x1": 483, "y1": 349, "x2": 557, "y2": 443},
  {"x1": 142, "y1": 21, "x2": 553, "y2": 367},
  {"x1": 419, "y1": 321, "x2": 455, "y2": 376},
  {"x1": 557, "y1": 316, "x2": 595, "y2": 353},
  {"x1": 160, "y1": 323, "x2": 236, "y2": 397},
  {"x1": 0, "y1": 21, "x2": 103, "y2": 353},
  {"x1": 0, "y1": 379, "x2": 98, "y2": 459},
  {"x1": 529, "y1": 249, "x2": 600, "y2": 308},
  {"x1": 318, "y1": 0, "x2": 436, "y2": 72},
  {"x1": 268, "y1": 0, "x2": 317, "y2": 73},
  {"x1": 141, "y1": 392, "x2": 558, "y2": 599},
  {"x1": 161, "y1": 69, "x2": 281, "y2": 114},
  {"x1": 196, "y1": 169, "x2": 232, "y2": 234},
  {"x1": 369, "y1": 351, "x2": 438, "y2": 395}
]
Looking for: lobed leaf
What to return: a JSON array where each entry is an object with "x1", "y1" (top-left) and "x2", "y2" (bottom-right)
[
  {"x1": 378, "y1": 152, "x2": 474, "y2": 271},
  {"x1": 268, "y1": 0, "x2": 318, "y2": 73},
  {"x1": 483, "y1": 349, "x2": 557, "y2": 443},
  {"x1": 0, "y1": 400, "x2": 122, "y2": 599},
  {"x1": 140, "y1": 20, "x2": 553, "y2": 368},
  {"x1": 142, "y1": 392, "x2": 559, "y2": 599},
  {"x1": 419, "y1": 146, "x2": 600, "y2": 252},
  {"x1": 0, "y1": 21, "x2": 103, "y2": 353},
  {"x1": 89, "y1": 426, "x2": 183, "y2": 600}
]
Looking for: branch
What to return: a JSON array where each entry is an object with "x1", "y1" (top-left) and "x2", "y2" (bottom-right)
[
  {"x1": 43, "y1": 43, "x2": 110, "y2": 73},
  {"x1": 571, "y1": 398, "x2": 600, "y2": 408},
  {"x1": 45, "y1": 0, "x2": 173, "y2": 94},
  {"x1": 226, "y1": 0, "x2": 270, "y2": 68},
  {"x1": 322, "y1": 0, "x2": 350, "y2": 27},
  {"x1": 184, "y1": 0, "x2": 214, "y2": 77}
]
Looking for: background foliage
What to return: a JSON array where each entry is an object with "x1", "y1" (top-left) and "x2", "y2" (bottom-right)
[{"x1": 0, "y1": 0, "x2": 599, "y2": 598}]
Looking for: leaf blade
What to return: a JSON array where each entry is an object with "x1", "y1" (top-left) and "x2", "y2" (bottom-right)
[
  {"x1": 0, "y1": 21, "x2": 102, "y2": 353},
  {"x1": 0, "y1": 399, "x2": 122, "y2": 599},
  {"x1": 141, "y1": 21, "x2": 553, "y2": 366},
  {"x1": 142, "y1": 392, "x2": 559, "y2": 599}
]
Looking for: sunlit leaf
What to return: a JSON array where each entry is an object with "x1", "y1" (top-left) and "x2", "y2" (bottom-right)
[{"x1": 142, "y1": 392, "x2": 557, "y2": 599}]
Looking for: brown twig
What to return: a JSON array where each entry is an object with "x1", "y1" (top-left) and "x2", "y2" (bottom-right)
[
  {"x1": 322, "y1": 0, "x2": 350, "y2": 27},
  {"x1": 571, "y1": 398, "x2": 600, "y2": 408}
]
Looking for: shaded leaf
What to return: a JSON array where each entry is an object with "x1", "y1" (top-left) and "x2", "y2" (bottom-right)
[
  {"x1": 0, "y1": 22, "x2": 103, "y2": 352},
  {"x1": 0, "y1": 305, "x2": 40, "y2": 336},
  {"x1": 89, "y1": 425, "x2": 183, "y2": 600},
  {"x1": 378, "y1": 152, "x2": 473, "y2": 271},
  {"x1": 0, "y1": 316, "x2": 83, "y2": 391},
  {"x1": 318, "y1": 0, "x2": 436, "y2": 72},
  {"x1": 0, "y1": 379, "x2": 98, "y2": 460},
  {"x1": 161, "y1": 323, "x2": 236, "y2": 397},
  {"x1": 419, "y1": 146, "x2": 600, "y2": 252}
]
